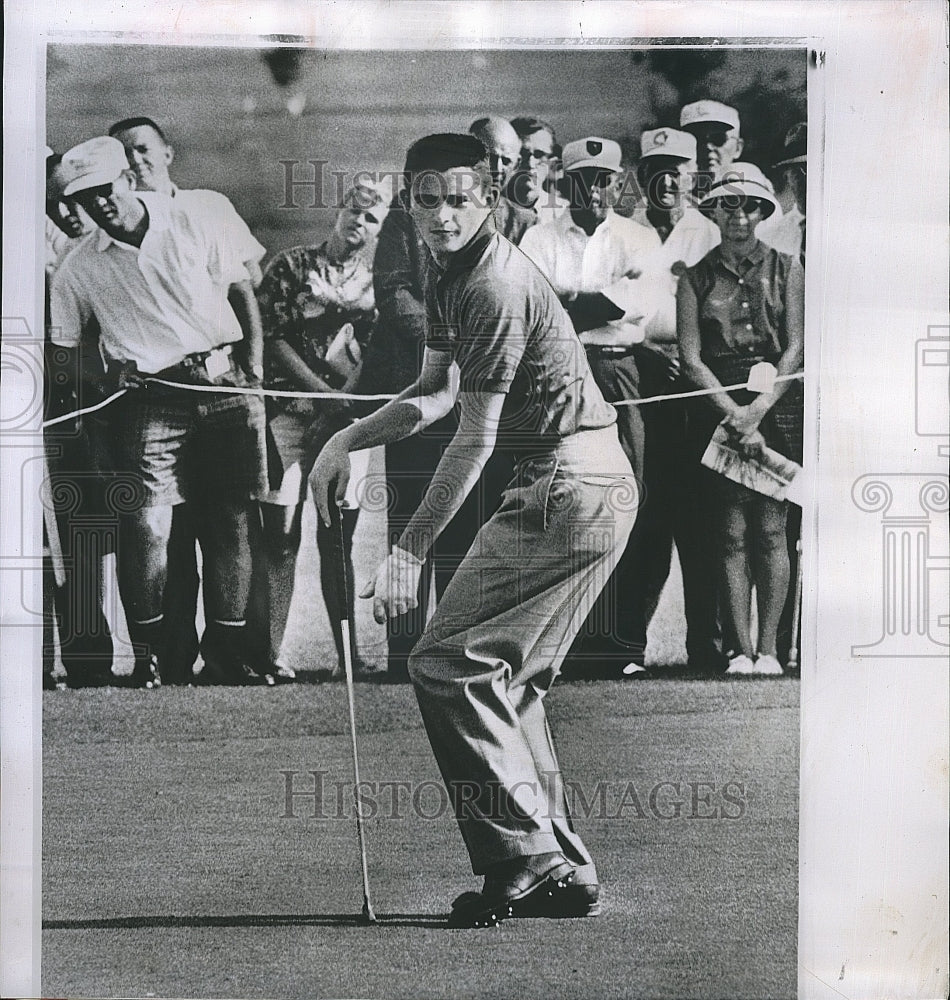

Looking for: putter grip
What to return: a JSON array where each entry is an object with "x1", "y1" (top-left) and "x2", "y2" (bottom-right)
[{"x1": 327, "y1": 506, "x2": 350, "y2": 616}]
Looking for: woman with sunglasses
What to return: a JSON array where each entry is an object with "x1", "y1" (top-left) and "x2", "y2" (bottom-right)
[{"x1": 676, "y1": 163, "x2": 804, "y2": 676}]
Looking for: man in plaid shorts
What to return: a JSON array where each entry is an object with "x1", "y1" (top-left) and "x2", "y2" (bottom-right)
[{"x1": 49, "y1": 136, "x2": 268, "y2": 687}]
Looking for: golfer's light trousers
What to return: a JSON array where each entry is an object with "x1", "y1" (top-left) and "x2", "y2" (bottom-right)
[{"x1": 408, "y1": 425, "x2": 638, "y2": 874}]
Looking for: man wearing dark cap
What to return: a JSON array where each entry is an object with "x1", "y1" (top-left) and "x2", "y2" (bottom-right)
[
  {"x1": 312, "y1": 133, "x2": 637, "y2": 926},
  {"x1": 49, "y1": 136, "x2": 268, "y2": 688},
  {"x1": 768, "y1": 121, "x2": 807, "y2": 261}
]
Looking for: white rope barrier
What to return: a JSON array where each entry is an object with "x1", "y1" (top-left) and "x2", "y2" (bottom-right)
[{"x1": 42, "y1": 371, "x2": 804, "y2": 430}]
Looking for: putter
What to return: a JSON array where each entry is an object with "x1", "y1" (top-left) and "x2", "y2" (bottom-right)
[
  {"x1": 787, "y1": 536, "x2": 804, "y2": 671},
  {"x1": 330, "y1": 504, "x2": 378, "y2": 925}
]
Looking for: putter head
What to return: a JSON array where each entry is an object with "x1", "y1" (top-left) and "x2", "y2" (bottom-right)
[{"x1": 358, "y1": 900, "x2": 377, "y2": 925}]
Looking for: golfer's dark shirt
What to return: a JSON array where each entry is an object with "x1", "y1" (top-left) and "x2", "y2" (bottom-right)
[{"x1": 427, "y1": 221, "x2": 617, "y2": 456}]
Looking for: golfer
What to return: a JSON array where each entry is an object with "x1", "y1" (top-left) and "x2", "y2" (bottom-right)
[{"x1": 312, "y1": 134, "x2": 637, "y2": 927}]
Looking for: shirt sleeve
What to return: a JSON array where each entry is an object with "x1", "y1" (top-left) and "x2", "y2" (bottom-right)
[
  {"x1": 450, "y1": 277, "x2": 529, "y2": 394},
  {"x1": 48, "y1": 256, "x2": 90, "y2": 348},
  {"x1": 601, "y1": 224, "x2": 663, "y2": 320},
  {"x1": 517, "y1": 225, "x2": 554, "y2": 283},
  {"x1": 188, "y1": 190, "x2": 266, "y2": 285},
  {"x1": 372, "y1": 202, "x2": 431, "y2": 345},
  {"x1": 256, "y1": 250, "x2": 304, "y2": 340}
]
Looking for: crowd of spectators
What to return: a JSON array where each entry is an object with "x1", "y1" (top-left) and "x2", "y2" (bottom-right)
[{"x1": 43, "y1": 97, "x2": 806, "y2": 688}]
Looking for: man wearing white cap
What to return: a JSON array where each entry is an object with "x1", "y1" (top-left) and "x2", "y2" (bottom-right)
[
  {"x1": 614, "y1": 126, "x2": 727, "y2": 674},
  {"x1": 520, "y1": 136, "x2": 660, "y2": 676},
  {"x1": 49, "y1": 136, "x2": 269, "y2": 688},
  {"x1": 43, "y1": 148, "x2": 115, "y2": 689},
  {"x1": 109, "y1": 115, "x2": 267, "y2": 684},
  {"x1": 679, "y1": 99, "x2": 789, "y2": 249},
  {"x1": 679, "y1": 99, "x2": 744, "y2": 191}
]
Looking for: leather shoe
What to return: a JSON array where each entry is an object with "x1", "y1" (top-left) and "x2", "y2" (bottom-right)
[
  {"x1": 447, "y1": 852, "x2": 576, "y2": 928},
  {"x1": 512, "y1": 879, "x2": 600, "y2": 918},
  {"x1": 127, "y1": 656, "x2": 160, "y2": 689}
]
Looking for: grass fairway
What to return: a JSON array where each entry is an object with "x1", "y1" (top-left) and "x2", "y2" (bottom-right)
[{"x1": 43, "y1": 677, "x2": 798, "y2": 1000}]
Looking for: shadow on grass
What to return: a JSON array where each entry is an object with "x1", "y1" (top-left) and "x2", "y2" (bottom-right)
[{"x1": 44, "y1": 912, "x2": 446, "y2": 930}]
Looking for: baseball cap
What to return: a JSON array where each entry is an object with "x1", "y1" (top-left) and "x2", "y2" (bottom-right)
[
  {"x1": 640, "y1": 128, "x2": 697, "y2": 161},
  {"x1": 699, "y1": 162, "x2": 781, "y2": 219},
  {"x1": 561, "y1": 137, "x2": 622, "y2": 173},
  {"x1": 680, "y1": 100, "x2": 741, "y2": 133},
  {"x1": 775, "y1": 121, "x2": 807, "y2": 166},
  {"x1": 57, "y1": 136, "x2": 130, "y2": 197}
]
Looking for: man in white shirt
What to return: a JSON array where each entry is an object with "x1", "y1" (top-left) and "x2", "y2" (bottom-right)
[
  {"x1": 679, "y1": 99, "x2": 745, "y2": 195},
  {"x1": 520, "y1": 137, "x2": 660, "y2": 675},
  {"x1": 43, "y1": 150, "x2": 116, "y2": 688},
  {"x1": 50, "y1": 136, "x2": 268, "y2": 688},
  {"x1": 628, "y1": 127, "x2": 727, "y2": 673},
  {"x1": 767, "y1": 121, "x2": 807, "y2": 262},
  {"x1": 108, "y1": 116, "x2": 270, "y2": 683},
  {"x1": 507, "y1": 116, "x2": 570, "y2": 224}
]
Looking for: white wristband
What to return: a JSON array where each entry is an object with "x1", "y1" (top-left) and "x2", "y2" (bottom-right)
[{"x1": 392, "y1": 544, "x2": 425, "y2": 567}]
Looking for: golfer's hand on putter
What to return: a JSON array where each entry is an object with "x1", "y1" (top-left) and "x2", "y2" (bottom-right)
[
  {"x1": 360, "y1": 547, "x2": 423, "y2": 624},
  {"x1": 311, "y1": 438, "x2": 351, "y2": 527}
]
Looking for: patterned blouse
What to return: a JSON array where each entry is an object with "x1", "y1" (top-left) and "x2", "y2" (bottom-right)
[{"x1": 257, "y1": 243, "x2": 376, "y2": 413}]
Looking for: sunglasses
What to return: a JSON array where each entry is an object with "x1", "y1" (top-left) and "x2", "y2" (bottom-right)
[
  {"x1": 77, "y1": 182, "x2": 116, "y2": 202},
  {"x1": 716, "y1": 198, "x2": 766, "y2": 216},
  {"x1": 701, "y1": 130, "x2": 732, "y2": 148}
]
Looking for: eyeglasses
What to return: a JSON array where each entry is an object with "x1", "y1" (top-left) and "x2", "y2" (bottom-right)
[
  {"x1": 77, "y1": 182, "x2": 115, "y2": 202},
  {"x1": 522, "y1": 147, "x2": 553, "y2": 162},
  {"x1": 701, "y1": 130, "x2": 731, "y2": 148}
]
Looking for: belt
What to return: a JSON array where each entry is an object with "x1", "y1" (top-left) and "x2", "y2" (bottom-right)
[
  {"x1": 181, "y1": 343, "x2": 232, "y2": 368},
  {"x1": 583, "y1": 344, "x2": 637, "y2": 358},
  {"x1": 150, "y1": 343, "x2": 234, "y2": 380}
]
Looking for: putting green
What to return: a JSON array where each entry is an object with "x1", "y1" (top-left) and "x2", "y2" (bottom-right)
[{"x1": 43, "y1": 679, "x2": 798, "y2": 999}]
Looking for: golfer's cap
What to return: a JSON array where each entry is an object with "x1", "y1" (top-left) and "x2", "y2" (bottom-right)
[
  {"x1": 562, "y1": 137, "x2": 622, "y2": 173},
  {"x1": 640, "y1": 128, "x2": 696, "y2": 161},
  {"x1": 775, "y1": 121, "x2": 807, "y2": 166},
  {"x1": 680, "y1": 100, "x2": 741, "y2": 133},
  {"x1": 57, "y1": 136, "x2": 129, "y2": 197},
  {"x1": 699, "y1": 162, "x2": 781, "y2": 219}
]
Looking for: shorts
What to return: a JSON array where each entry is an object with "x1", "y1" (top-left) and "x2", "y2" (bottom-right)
[
  {"x1": 108, "y1": 362, "x2": 267, "y2": 507},
  {"x1": 257, "y1": 410, "x2": 371, "y2": 509}
]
